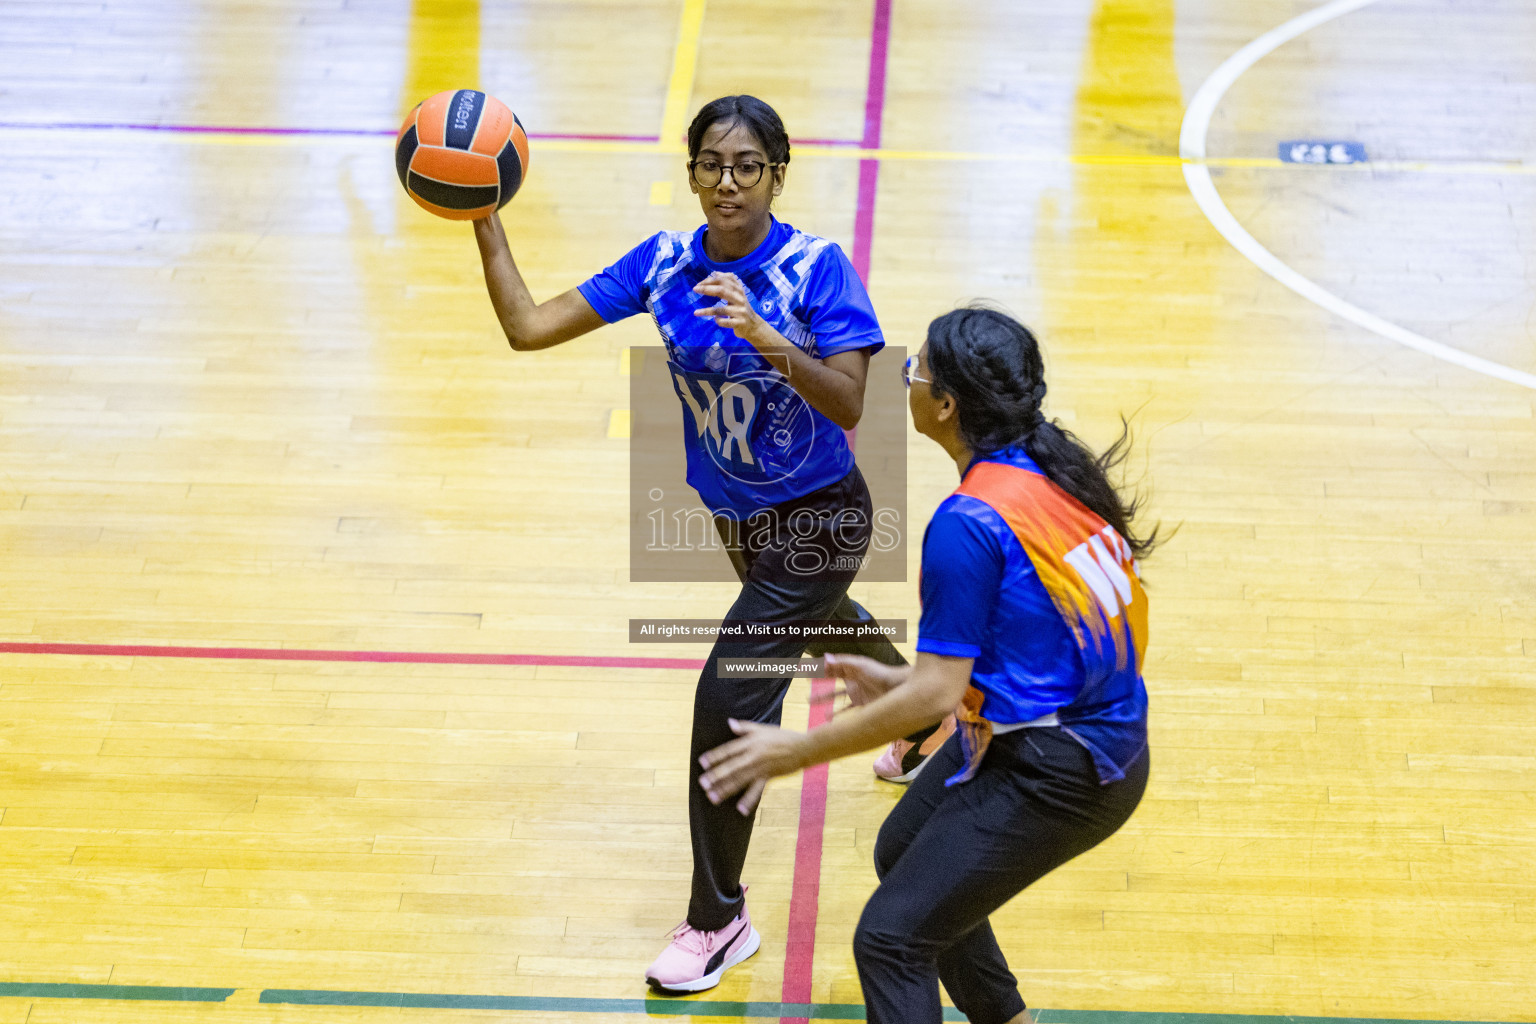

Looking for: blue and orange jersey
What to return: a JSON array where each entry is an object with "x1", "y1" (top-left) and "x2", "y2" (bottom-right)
[{"x1": 915, "y1": 446, "x2": 1148, "y2": 784}]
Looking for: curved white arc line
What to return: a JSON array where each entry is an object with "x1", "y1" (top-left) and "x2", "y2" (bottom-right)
[
  {"x1": 1180, "y1": 0, "x2": 1382, "y2": 162},
  {"x1": 1180, "y1": 0, "x2": 1536, "y2": 391}
]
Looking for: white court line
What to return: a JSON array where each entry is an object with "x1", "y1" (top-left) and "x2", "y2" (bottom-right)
[{"x1": 1179, "y1": 0, "x2": 1536, "y2": 391}]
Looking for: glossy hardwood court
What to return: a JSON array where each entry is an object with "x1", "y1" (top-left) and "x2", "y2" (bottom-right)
[{"x1": 2, "y1": 0, "x2": 1534, "y2": 1021}]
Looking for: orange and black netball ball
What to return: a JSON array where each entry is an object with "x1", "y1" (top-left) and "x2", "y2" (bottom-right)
[{"x1": 395, "y1": 89, "x2": 530, "y2": 220}]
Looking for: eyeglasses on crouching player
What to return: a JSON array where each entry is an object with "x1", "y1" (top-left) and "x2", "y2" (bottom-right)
[{"x1": 902, "y1": 354, "x2": 932, "y2": 389}]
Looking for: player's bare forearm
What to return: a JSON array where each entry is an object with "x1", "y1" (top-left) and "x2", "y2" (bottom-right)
[
  {"x1": 473, "y1": 214, "x2": 537, "y2": 346},
  {"x1": 473, "y1": 214, "x2": 605, "y2": 351},
  {"x1": 693, "y1": 273, "x2": 872, "y2": 429},
  {"x1": 753, "y1": 341, "x2": 870, "y2": 430},
  {"x1": 797, "y1": 652, "x2": 970, "y2": 765},
  {"x1": 697, "y1": 653, "x2": 972, "y2": 813}
]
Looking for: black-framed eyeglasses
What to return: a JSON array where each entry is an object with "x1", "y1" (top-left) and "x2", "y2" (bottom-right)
[
  {"x1": 689, "y1": 159, "x2": 775, "y2": 189},
  {"x1": 902, "y1": 354, "x2": 932, "y2": 389}
]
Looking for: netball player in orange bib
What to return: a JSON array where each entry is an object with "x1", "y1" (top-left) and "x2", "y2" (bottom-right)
[{"x1": 699, "y1": 307, "x2": 1159, "y2": 1023}]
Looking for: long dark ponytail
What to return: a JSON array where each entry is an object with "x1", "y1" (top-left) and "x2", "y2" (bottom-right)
[{"x1": 925, "y1": 306, "x2": 1161, "y2": 559}]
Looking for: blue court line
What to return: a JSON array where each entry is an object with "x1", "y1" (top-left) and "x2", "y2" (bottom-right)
[{"x1": 0, "y1": 983, "x2": 234, "y2": 1001}]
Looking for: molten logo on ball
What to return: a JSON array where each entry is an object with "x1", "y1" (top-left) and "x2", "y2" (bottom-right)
[
  {"x1": 395, "y1": 89, "x2": 530, "y2": 221},
  {"x1": 452, "y1": 91, "x2": 478, "y2": 133}
]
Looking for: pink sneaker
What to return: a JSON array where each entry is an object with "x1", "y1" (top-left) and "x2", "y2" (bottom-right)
[
  {"x1": 873, "y1": 715, "x2": 956, "y2": 783},
  {"x1": 644, "y1": 904, "x2": 761, "y2": 993}
]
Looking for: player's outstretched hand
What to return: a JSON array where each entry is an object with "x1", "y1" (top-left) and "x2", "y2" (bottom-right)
[
  {"x1": 698, "y1": 719, "x2": 805, "y2": 816},
  {"x1": 818, "y1": 652, "x2": 911, "y2": 709}
]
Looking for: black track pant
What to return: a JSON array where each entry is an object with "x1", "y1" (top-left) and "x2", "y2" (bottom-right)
[
  {"x1": 687, "y1": 466, "x2": 906, "y2": 931},
  {"x1": 855, "y1": 727, "x2": 1149, "y2": 1024}
]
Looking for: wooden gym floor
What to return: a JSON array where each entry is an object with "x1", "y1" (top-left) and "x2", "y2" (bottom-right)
[{"x1": 1, "y1": 0, "x2": 1534, "y2": 1021}]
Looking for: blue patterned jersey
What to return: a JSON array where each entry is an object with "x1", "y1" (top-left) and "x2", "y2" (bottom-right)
[{"x1": 578, "y1": 218, "x2": 885, "y2": 516}]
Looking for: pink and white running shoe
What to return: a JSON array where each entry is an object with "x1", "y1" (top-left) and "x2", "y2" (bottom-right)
[{"x1": 644, "y1": 902, "x2": 761, "y2": 993}]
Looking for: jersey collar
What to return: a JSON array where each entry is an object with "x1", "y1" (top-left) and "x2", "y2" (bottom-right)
[
  {"x1": 691, "y1": 216, "x2": 789, "y2": 274},
  {"x1": 964, "y1": 445, "x2": 1043, "y2": 479}
]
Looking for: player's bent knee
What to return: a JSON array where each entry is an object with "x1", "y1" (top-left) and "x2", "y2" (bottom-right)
[{"x1": 870, "y1": 816, "x2": 912, "y2": 880}]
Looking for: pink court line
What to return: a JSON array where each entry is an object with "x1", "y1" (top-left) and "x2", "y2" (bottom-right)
[
  {"x1": 848, "y1": 0, "x2": 893, "y2": 284},
  {"x1": 0, "y1": 641, "x2": 702, "y2": 671},
  {"x1": 793, "y1": 137, "x2": 863, "y2": 148},
  {"x1": 782, "y1": 676, "x2": 835, "y2": 1021},
  {"x1": 0, "y1": 121, "x2": 660, "y2": 143},
  {"x1": 0, "y1": 121, "x2": 857, "y2": 149},
  {"x1": 780, "y1": 4, "x2": 895, "y2": 1019}
]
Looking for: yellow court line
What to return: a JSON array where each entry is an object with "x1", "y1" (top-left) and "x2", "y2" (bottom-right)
[
  {"x1": 400, "y1": 0, "x2": 478, "y2": 118},
  {"x1": 6, "y1": 126, "x2": 1533, "y2": 176},
  {"x1": 659, "y1": 0, "x2": 708, "y2": 146},
  {"x1": 525, "y1": 141, "x2": 1536, "y2": 175}
]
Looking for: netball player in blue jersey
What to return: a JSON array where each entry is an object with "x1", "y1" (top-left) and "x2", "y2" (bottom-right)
[
  {"x1": 697, "y1": 307, "x2": 1159, "y2": 1024},
  {"x1": 471, "y1": 95, "x2": 933, "y2": 993}
]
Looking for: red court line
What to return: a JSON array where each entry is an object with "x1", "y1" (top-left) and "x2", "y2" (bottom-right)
[
  {"x1": 780, "y1": 4, "x2": 895, "y2": 1019},
  {"x1": 0, "y1": 121, "x2": 861, "y2": 149},
  {"x1": 781, "y1": 677, "x2": 835, "y2": 1020},
  {"x1": 848, "y1": 0, "x2": 893, "y2": 285},
  {"x1": 0, "y1": 641, "x2": 703, "y2": 671},
  {"x1": 0, "y1": 121, "x2": 661, "y2": 143}
]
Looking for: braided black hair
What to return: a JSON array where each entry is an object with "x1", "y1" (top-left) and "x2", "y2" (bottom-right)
[{"x1": 925, "y1": 305, "x2": 1160, "y2": 559}]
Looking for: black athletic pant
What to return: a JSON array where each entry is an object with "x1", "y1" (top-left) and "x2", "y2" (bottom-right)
[
  {"x1": 855, "y1": 727, "x2": 1149, "y2": 1024},
  {"x1": 687, "y1": 466, "x2": 907, "y2": 931}
]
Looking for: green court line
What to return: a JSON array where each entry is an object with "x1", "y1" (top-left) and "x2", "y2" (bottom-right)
[
  {"x1": 254, "y1": 990, "x2": 1515, "y2": 1024},
  {"x1": 0, "y1": 984, "x2": 1515, "y2": 1023},
  {"x1": 258, "y1": 991, "x2": 900, "y2": 1017},
  {"x1": 1033, "y1": 1015, "x2": 1509, "y2": 1024},
  {"x1": 0, "y1": 982, "x2": 234, "y2": 1001},
  {"x1": 260, "y1": 990, "x2": 641, "y2": 1012}
]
